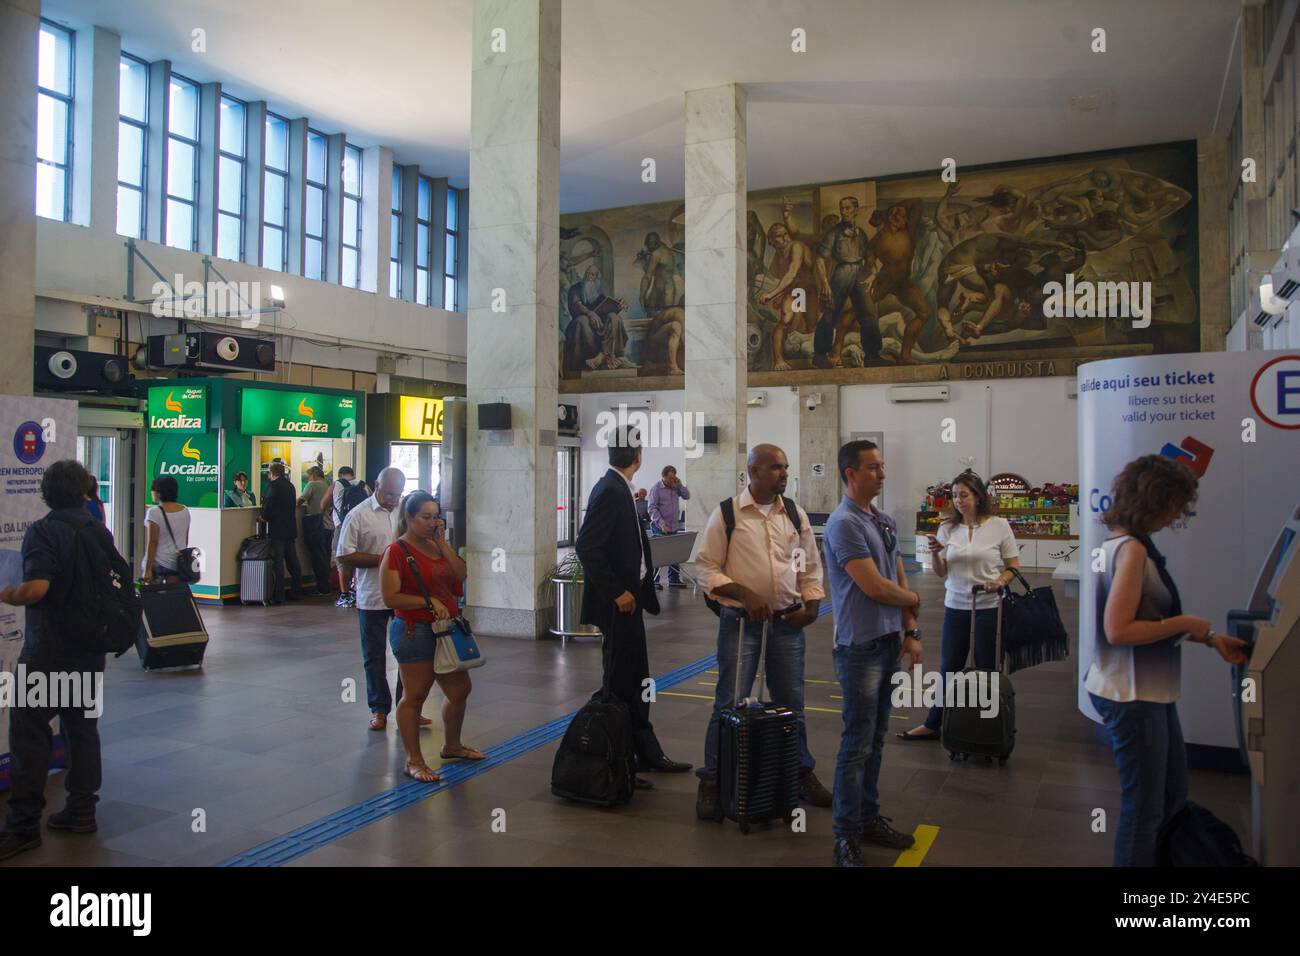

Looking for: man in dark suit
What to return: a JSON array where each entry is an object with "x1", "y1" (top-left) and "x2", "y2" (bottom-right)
[
  {"x1": 575, "y1": 427, "x2": 691, "y2": 782},
  {"x1": 261, "y1": 461, "x2": 304, "y2": 603}
]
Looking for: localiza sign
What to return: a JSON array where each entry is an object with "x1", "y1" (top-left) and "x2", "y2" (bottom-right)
[
  {"x1": 146, "y1": 432, "x2": 219, "y2": 507},
  {"x1": 239, "y1": 389, "x2": 359, "y2": 439},
  {"x1": 147, "y1": 385, "x2": 207, "y2": 432}
]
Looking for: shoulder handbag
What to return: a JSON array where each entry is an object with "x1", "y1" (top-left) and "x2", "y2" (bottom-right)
[
  {"x1": 396, "y1": 540, "x2": 484, "y2": 673},
  {"x1": 159, "y1": 508, "x2": 201, "y2": 584},
  {"x1": 998, "y1": 567, "x2": 1069, "y2": 673}
]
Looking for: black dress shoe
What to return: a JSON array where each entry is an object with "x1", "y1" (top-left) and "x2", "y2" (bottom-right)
[
  {"x1": 47, "y1": 809, "x2": 97, "y2": 833},
  {"x1": 860, "y1": 815, "x2": 916, "y2": 850},
  {"x1": 0, "y1": 830, "x2": 41, "y2": 862},
  {"x1": 643, "y1": 755, "x2": 693, "y2": 773},
  {"x1": 633, "y1": 776, "x2": 654, "y2": 791}
]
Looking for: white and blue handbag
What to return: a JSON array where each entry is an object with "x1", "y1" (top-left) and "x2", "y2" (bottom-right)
[{"x1": 434, "y1": 617, "x2": 485, "y2": 674}]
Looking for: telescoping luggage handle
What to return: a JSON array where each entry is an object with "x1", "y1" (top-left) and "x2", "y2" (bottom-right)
[
  {"x1": 968, "y1": 584, "x2": 1005, "y2": 673},
  {"x1": 733, "y1": 615, "x2": 771, "y2": 708}
]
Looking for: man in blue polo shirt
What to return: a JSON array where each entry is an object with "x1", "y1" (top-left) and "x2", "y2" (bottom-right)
[{"x1": 822, "y1": 439, "x2": 924, "y2": 867}]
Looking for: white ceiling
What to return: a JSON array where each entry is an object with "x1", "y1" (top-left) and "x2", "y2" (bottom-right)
[{"x1": 44, "y1": 0, "x2": 1243, "y2": 213}]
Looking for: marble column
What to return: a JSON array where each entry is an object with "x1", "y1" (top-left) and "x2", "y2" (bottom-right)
[
  {"x1": 683, "y1": 84, "x2": 748, "y2": 529},
  {"x1": 464, "y1": 0, "x2": 560, "y2": 638},
  {"x1": 798, "y1": 385, "x2": 840, "y2": 514},
  {"x1": 0, "y1": 0, "x2": 40, "y2": 395}
]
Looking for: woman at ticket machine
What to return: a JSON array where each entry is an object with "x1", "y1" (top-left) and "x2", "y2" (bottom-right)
[{"x1": 1085, "y1": 454, "x2": 1248, "y2": 866}]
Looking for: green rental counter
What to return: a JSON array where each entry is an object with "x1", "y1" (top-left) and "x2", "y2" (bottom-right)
[{"x1": 142, "y1": 378, "x2": 366, "y2": 604}]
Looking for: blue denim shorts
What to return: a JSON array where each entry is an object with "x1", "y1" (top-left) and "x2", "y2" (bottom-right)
[{"x1": 388, "y1": 617, "x2": 447, "y2": 664}]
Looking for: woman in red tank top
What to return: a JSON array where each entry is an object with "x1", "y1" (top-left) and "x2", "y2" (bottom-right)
[{"x1": 379, "y1": 491, "x2": 481, "y2": 782}]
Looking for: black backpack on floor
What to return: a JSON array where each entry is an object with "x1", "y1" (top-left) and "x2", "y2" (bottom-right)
[
  {"x1": 47, "y1": 511, "x2": 142, "y2": 657},
  {"x1": 1158, "y1": 802, "x2": 1258, "y2": 867},
  {"x1": 550, "y1": 617, "x2": 637, "y2": 808}
]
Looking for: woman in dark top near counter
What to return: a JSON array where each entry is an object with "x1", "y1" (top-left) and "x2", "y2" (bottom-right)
[{"x1": 379, "y1": 491, "x2": 481, "y2": 783}]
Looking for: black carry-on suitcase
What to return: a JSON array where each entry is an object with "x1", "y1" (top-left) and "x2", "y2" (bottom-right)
[
  {"x1": 942, "y1": 585, "x2": 1016, "y2": 765},
  {"x1": 137, "y1": 580, "x2": 209, "y2": 670},
  {"x1": 237, "y1": 530, "x2": 277, "y2": 606},
  {"x1": 550, "y1": 616, "x2": 638, "y2": 807},
  {"x1": 718, "y1": 617, "x2": 801, "y2": 833}
]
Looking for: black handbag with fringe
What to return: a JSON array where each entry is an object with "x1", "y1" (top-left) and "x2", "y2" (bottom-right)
[{"x1": 999, "y1": 568, "x2": 1069, "y2": 673}]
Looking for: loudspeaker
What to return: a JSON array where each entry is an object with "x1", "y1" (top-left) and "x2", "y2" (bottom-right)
[
  {"x1": 478, "y1": 402, "x2": 511, "y2": 430},
  {"x1": 701, "y1": 425, "x2": 720, "y2": 445},
  {"x1": 558, "y1": 403, "x2": 578, "y2": 433},
  {"x1": 34, "y1": 346, "x2": 133, "y2": 393}
]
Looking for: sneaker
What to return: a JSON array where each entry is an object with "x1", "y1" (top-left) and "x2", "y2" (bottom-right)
[
  {"x1": 695, "y1": 778, "x2": 722, "y2": 821},
  {"x1": 334, "y1": 593, "x2": 350, "y2": 608},
  {"x1": 833, "y1": 836, "x2": 866, "y2": 868},
  {"x1": 47, "y1": 808, "x2": 97, "y2": 833},
  {"x1": 0, "y1": 830, "x2": 41, "y2": 862},
  {"x1": 860, "y1": 815, "x2": 915, "y2": 850},
  {"x1": 799, "y1": 771, "x2": 833, "y2": 808}
]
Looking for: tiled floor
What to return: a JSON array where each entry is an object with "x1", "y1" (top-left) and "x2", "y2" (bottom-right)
[{"x1": 0, "y1": 568, "x2": 1249, "y2": 867}]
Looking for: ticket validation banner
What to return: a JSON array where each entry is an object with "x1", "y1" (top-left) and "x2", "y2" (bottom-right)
[
  {"x1": 1076, "y1": 351, "x2": 1300, "y2": 749},
  {"x1": 0, "y1": 395, "x2": 79, "y2": 788}
]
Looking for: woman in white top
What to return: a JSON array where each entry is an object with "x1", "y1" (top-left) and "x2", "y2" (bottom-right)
[
  {"x1": 899, "y1": 470, "x2": 1020, "y2": 740},
  {"x1": 1087, "y1": 455, "x2": 1246, "y2": 866},
  {"x1": 143, "y1": 474, "x2": 191, "y2": 584}
]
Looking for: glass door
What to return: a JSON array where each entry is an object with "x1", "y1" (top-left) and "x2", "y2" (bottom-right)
[
  {"x1": 389, "y1": 442, "x2": 421, "y2": 495},
  {"x1": 76, "y1": 431, "x2": 117, "y2": 539},
  {"x1": 556, "y1": 445, "x2": 579, "y2": 547}
]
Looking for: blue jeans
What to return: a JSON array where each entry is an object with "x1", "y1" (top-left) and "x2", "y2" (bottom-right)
[
  {"x1": 925, "y1": 605, "x2": 999, "y2": 731},
  {"x1": 359, "y1": 609, "x2": 403, "y2": 715},
  {"x1": 832, "y1": 636, "x2": 899, "y2": 839},
  {"x1": 1090, "y1": 693, "x2": 1188, "y2": 867},
  {"x1": 698, "y1": 607, "x2": 814, "y2": 780},
  {"x1": 648, "y1": 525, "x2": 681, "y2": 584}
]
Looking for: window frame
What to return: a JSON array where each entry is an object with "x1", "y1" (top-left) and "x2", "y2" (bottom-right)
[
  {"x1": 444, "y1": 187, "x2": 461, "y2": 311},
  {"x1": 341, "y1": 143, "x2": 362, "y2": 288},
  {"x1": 304, "y1": 128, "x2": 328, "y2": 281},
  {"x1": 36, "y1": 19, "x2": 75, "y2": 222},
  {"x1": 261, "y1": 111, "x2": 290, "y2": 272},
  {"x1": 216, "y1": 92, "x2": 247, "y2": 262},
  {"x1": 165, "y1": 71, "x2": 201, "y2": 251},
  {"x1": 116, "y1": 51, "x2": 149, "y2": 238},
  {"x1": 390, "y1": 164, "x2": 402, "y2": 298}
]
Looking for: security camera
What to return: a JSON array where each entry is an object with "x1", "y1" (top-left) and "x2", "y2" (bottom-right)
[
  {"x1": 806, "y1": 396, "x2": 817, "y2": 412},
  {"x1": 215, "y1": 336, "x2": 241, "y2": 361}
]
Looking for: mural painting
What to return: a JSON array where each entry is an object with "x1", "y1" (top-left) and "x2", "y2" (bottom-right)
[{"x1": 558, "y1": 144, "x2": 1197, "y2": 385}]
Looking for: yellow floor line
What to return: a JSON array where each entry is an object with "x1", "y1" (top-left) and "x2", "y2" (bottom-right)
[
  {"x1": 894, "y1": 825, "x2": 940, "y2": 867},
  {"x1": 660, "y1": 691, "x2": 715, "y2": 700},
  {"x1": 703, "y1": 670, "x2": 833, "y2": 685}
]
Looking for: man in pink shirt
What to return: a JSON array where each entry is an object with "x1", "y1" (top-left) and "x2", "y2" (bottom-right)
[
  {"x1": 647, "y1": 465, "x2": 690, "y2": 588},
  {"x1": 692, "y1": 443, "x2": 832, "y2": 819}
]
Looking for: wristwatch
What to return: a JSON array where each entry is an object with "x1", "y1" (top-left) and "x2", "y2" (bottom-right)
[{"x1": 904, "y1": 627, "x2": 922, "y2": 642}]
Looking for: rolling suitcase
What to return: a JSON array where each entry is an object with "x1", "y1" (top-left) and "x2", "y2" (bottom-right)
[
  {"x1": 718, "y1": 617, "x2": 800, "y2": 833},
  {"x1": 942, "y1": 586, "x2": 1016, "y2": 765},
  {"x1": 137, "y1": 581, "x2": 209, "y2": 670},
  {"x1": 237, "y1": 533, "x2": 276, "y2": 606}
]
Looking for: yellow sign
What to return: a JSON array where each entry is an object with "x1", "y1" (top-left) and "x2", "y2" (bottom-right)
[{"x1": 399, "y1": 396, "x2": 444, "y2": 442}]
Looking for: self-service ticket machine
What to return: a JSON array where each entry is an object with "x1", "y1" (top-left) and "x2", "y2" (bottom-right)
[{"x1": 1227, "y1": 501, "x2": 1300, "y2": 866}]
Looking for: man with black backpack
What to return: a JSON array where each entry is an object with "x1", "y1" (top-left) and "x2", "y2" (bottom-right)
[
  {"x1": 692, "y1": 443, "x2": 830, "y2": 820},
  {"x1": 0, "y1": 460, "x2": 138, "y2": 863},
  {"x1": 331, "y1": 467, "x2": 370, "y2": 609}
]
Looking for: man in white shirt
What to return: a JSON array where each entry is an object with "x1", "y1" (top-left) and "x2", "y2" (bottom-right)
[{"x1": 336, "y1": 466, "x2": 407, "y2": 731}]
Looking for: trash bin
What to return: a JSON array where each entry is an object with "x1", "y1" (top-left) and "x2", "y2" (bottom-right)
[{"x1": 550, "y1": 575, "x2": 602, "y2": 644}]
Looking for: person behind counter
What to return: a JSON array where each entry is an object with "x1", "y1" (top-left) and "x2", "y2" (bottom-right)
[
  {"x1": 142, "y1": 475, "x2": 190, "y2": 584},
  {"x1": 225, "y1": 471, "x2": 257, "y2": 508}
]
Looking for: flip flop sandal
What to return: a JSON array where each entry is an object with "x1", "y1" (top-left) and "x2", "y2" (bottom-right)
[
  {"x1": 404, "y1": 763, "x2": 441, "y2": 783},
  {"x1": 369, "y1": 714, "x2": 387, "y2": 731},
  {"x1": 440, "y1": 747, "x2": 487, "y2": 761},
  {"x1": 418, "y1": 716, "x2": 433, "y2": 727}
]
